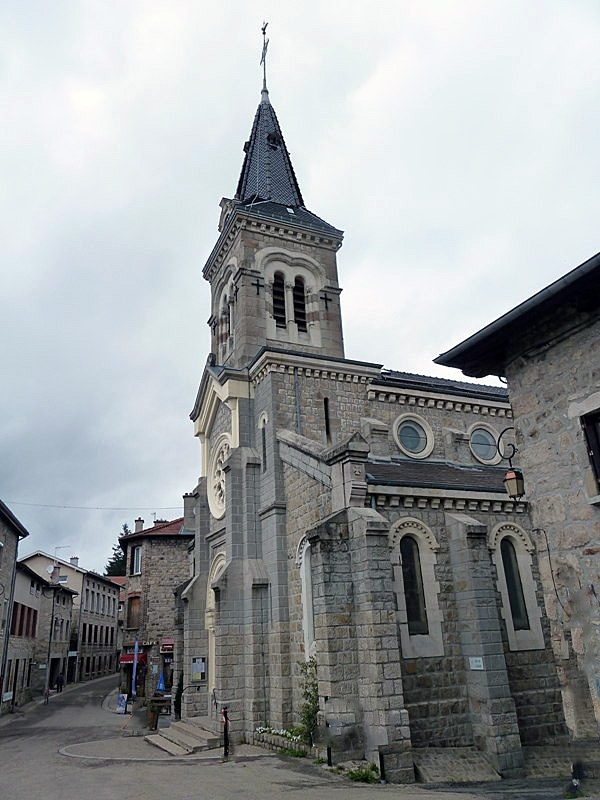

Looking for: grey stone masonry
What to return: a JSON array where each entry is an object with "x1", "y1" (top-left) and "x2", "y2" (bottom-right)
[
  {"x1": 446, "y1": 512, "x2": 524, "y2": 777},
  {"x1": 308, "y1": 507, "x2": 414, "y2": 783}
]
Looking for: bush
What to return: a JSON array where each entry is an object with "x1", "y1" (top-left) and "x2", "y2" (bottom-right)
[
  {"x1": 298, "y1": 657, "x2": 319, "y2": 746},
  {"x1": 347, "y1": 763, "x2": 380, "y2": 783}
]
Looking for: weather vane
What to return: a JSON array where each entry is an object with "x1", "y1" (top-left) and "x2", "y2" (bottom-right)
[{"x1": 260, "y1": 21, "x2": 269, "y2": 92}]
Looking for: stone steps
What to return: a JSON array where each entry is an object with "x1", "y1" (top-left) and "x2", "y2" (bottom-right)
[
  {"x1": 523, "y1": 742, "x2": 600, "y2": 779},
  {"x1": 144, "y1": 719, "x2": 222, "y2": 756},
  {"x1": 413, "y1": 747, "x2": 501, "y2": 783},
  {"x1": 144, "y1": 734, "x2": 189, "y2": 757}
]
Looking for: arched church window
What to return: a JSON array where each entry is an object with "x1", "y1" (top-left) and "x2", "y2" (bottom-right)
[
  {"x1": 293, "y1": 276, "x2": 307, "y2": 332},
  {"x1": 500, "y1": 537, "x2": 530, "y2": 631},
  {"x1": 272, "y1": 272, "x2": 286, "y2": 328},
  {"x1": 297, "y1": 538, "x2": 315, "y2": 658},
  {"x1": 222, "y1": 298, "x2": 231, "y2": 337},
  {"x1": 400, "y1": 535, "x2": 429, "y2": 635}
]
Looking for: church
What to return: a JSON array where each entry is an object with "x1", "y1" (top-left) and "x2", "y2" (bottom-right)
[{"x1": 178, "y1": 58, "x2": 572, "y2": 782}]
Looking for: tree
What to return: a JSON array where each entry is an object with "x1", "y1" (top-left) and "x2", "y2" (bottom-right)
[{"x1": 104, "y1": 524, "x2": 129, "y2": 576}]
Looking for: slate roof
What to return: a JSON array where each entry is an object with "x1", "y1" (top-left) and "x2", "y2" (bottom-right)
[
  {"x1": 236, "y1": 200, "x2": 342, "y2": 235},
  {"x1": 236, "y1": 89, "x2": 303, "y2": 207},
  {"x1": 233, "y1": 89, "x2": 340, "y2": 236},
  {"x1": 376, "y1": 370, "x2": 508, "y2": 402},
  {"x1": 366, "y1": 460, "x2": 507, "y2": 493},
  {"x1": 0, "y1": 498, "x2": 29, "y2": 539},
  {"x1": 435, "y1": 250, "x2": 600, "y2": 378}
]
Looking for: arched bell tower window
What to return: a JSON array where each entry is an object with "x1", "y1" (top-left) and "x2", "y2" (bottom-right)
[
  {"x1": 399, "y1": 535, "x2": 428, "y2": 635},
  {"x1": 272, "y1": 272, "x2": 286, "y2": 328},
  {"x1": 293, "y1": 277, "x2": 307, "y2": 332},
  {"x1": 500, "y1": 537, "x2": 530, "y2": 631}
]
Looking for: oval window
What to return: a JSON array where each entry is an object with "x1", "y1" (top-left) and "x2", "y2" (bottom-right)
[
  {"x1": 398, "y1": 421, "x2": 428, "y2": 454},
  {"x1": 394, "y1": 414, "x2": 434, "y2": 459},
  {"x1": 470, "y1": 427, "x2": 498, "y2": 463}
]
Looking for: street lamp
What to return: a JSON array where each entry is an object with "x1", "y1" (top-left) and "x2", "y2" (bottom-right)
[{"x1": 496, "y1": 427, "x2": 525, "y2": 500}]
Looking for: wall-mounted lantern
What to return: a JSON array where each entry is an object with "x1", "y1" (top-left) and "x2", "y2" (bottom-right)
[{"x1": 497, "y1": 427, "x2": 525, "y2": 500}]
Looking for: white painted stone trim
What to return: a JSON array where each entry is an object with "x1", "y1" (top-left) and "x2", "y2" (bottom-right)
[
  {"x1": 467, "y1": 422, "x2": 503, "y2": 465},
  {"x1": 207, "y1": 433, "x2": 232, "y2": 520},
  {"x1": 296, "y1": 537, "x2": 316, "y2": 660},
  {"x1": 489, "y1": 522, "x2": 544, "y2": 651},
  {"x1": 392, "y1": 413, "x2": 435, "y2": 460},
  {"x1": 389, "y1": 517, "x2": 444, "y2": 658}
]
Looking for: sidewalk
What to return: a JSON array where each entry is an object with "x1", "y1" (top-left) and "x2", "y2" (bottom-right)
[{"x1": 0, "y1": 673, "x2": 119, "y2": 728}]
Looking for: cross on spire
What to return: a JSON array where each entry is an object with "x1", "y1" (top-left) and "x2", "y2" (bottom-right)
[{"x1": 260, "y1": 22, "x2": 269, "y2": 95}]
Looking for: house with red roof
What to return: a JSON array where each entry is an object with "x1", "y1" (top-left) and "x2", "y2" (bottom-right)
[{"x1": 119, "y1": 516, "x2": 193, "y2": 700}]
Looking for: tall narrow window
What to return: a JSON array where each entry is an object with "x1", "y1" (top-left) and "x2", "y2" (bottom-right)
[
  {"x1": 261, "y1": 424, "x2": 267, "y2": 471},
  {"x1": 293, "y1": 277, "x2": 307, "y2": 331},
  {"x1": 297, "y1": 539, "x2": 315, "y2": 658},
  {"x1": 272, "y1": 272, "x2": 286, "y2": 327},
  {"x1": 582, "y1": 411, "x2": 600, "y2": 485},
  {"x1": 500, "y1": 538, "x2": 530, "y2": 631},
  {"x1": 127, "y1": 596, "x2": 141, "y2": 629},
  {"x1": 400, "y1": 535, "x2": 429, "y2": 635},
  {"x1": 324, "y1": 398, "x2": 331, "y2": 443}
]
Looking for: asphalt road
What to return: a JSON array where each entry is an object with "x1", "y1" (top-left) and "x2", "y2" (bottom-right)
[{"x1": 0, "y1": 676, "x2": 597, "y2": 800}]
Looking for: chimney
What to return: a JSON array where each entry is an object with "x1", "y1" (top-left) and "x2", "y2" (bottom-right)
[
  {"x1": 70, "y1": 556, "x2": 79, "y2": 567},
  {"x1": 135, "y1": 517, "x2": 144, "y2": 533},
  {"x1": 50, "y1": 565, "x2": 60, "y2": 584},
  {"x1": 183, "y1": 492, "x2": 197, "y2": 530}
]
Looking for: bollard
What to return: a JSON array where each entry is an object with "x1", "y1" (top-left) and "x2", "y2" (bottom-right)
[
  {"x1": 378, "y1": 751, "x2": 386, "y2": 784},
  {"x1": 221, "y1": 705, "x2": 229, "y2": 760}
]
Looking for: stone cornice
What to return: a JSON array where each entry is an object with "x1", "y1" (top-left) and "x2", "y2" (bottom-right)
[
  {"x1": 367, "y1": 386, "x2": 512, "y2": 417},
  {"x1": 368, "y1": 484, "x2": 526, "y2": 514},
  {"x1": 203, "y1": 208, "x2": 343, "y2": 284},
  {"x1": 250, "y1": 350, "x2": 381, "y2": 388}
]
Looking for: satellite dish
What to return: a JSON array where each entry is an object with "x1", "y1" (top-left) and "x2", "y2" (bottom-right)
[{"x1": 47, "y1": 565, "x2": 55, "y2": 575}]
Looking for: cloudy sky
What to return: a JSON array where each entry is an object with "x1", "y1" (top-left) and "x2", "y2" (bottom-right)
[{"x1": 2, "y1": 1, "x2": 599, "y2": 572}]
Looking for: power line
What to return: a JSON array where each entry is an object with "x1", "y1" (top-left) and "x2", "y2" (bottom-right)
[{"x1": 4, "y1": 500, "x2": 183, "y2": 512}]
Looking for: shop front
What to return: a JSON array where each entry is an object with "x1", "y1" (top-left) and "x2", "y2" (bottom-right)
[{"x1": 119, "y1": 651, "x2": 147, "y2": 698}]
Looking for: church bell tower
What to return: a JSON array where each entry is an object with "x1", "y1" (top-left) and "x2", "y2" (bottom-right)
[{"x1": 203, "y1": 35, "x2": 346, "y2": 370}]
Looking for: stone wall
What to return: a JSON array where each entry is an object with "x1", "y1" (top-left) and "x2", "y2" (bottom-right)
[
  {"x1": 0, "y1": 520, "x2": 19, "y2": 709},
  {"x1": 505, "y1": 309, "x2": 600, "y2": 734}
]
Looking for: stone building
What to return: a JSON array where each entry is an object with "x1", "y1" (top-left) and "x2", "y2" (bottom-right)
[
  {"x1": 179, "y1": 72, "x2": 573, "y2": 782},
  {"x1": 4, "y1": 562, "x2": 76, "y2": 707},
  {"x1": 20, "y1": 552, "x2": 119, "y2": 683},
  {"x1": 436, "y1": 251, "x2": 600, "y2": 737},
  {"x1": 119, "y1": 517, "x2": 193, "y2": 699},
  {"x1": 0, "y1": 500, "x2": 29, "y2": 714}
]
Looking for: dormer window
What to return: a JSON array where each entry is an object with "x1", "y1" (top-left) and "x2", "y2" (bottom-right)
[{"x1": 266, "y1": 132, "x2": 281, "y2": 150}]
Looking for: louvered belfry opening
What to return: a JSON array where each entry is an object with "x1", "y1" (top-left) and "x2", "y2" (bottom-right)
[
  {"x1": 273, "y1": 272, "x2": 286, "y2": 327},
  {"x1": 293, "y1": 277, "x2": 307, "y2": 331}
]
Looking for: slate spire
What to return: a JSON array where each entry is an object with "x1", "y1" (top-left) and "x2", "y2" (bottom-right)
[
  {"x1": 235, "y1": 89, "x2": 304, "y2": 208},
  {"x1": 235, "y1": 26, "x2": 304, "y2": 208}
]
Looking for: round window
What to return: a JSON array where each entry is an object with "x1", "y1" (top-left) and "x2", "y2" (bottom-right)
[
  {"x1": 398, "y1": 421, "x2": 428, "y2": 454},
  {"x1": 393, "y1": 414, "x2": 434, "y2": 459},
  {"x1": 470, "y1": 427, "x2": 497, "y2": 462}
]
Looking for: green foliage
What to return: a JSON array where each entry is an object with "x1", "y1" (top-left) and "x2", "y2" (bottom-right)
[
  {"x1": 104, "y1": 524, "x2": 129, "y2": 576},
  {"x1": 298, "y1": 656, "x2": 319, "y2": 746},
  {"x1": 280, "y1": 747, "x2": 306, "y2": 758},
  {"x1": 347, "y1": 763, "x2": 380, "y2": 783}
]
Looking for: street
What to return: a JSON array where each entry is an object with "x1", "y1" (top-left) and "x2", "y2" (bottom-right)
[{"x1": 0, "y1": 675, "x2": 597, "y2": 800}]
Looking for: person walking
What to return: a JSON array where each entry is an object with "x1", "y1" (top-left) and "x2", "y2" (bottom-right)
[{"x1": 55, "y1": 672, "x2": 64, "y2": 693}]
